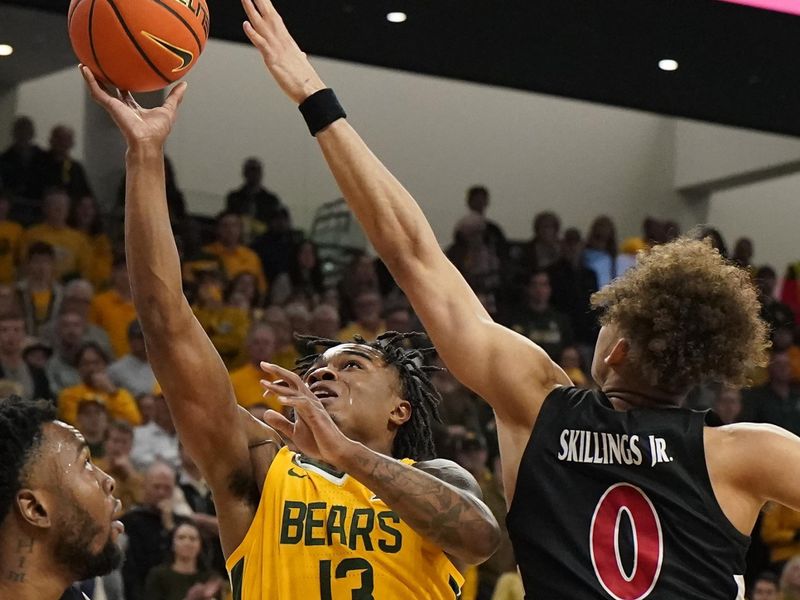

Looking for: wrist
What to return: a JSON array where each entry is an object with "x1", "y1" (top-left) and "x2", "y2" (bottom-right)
[
  {"x1": 126, "y1": 143, "x2": 164, "y2": 163},
  {"x1": 335, "y1": 440, "x2": 370, "y2": 473}
]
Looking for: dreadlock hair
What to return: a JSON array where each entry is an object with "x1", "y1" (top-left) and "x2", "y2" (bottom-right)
[
  {"x1": 0, "y1": 396, "x2": 57, "y2": 525},
  {"x1": 295, "y1": 331, "x2": 443, "y2": 461}
]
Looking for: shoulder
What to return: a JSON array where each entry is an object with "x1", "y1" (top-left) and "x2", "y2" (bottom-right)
[{"x1": 414, "y1": 458, "x2": 482, "y2": 498}]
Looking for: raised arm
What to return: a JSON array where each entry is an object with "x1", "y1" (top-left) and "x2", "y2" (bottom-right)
[
  {"x1": 80, "y1": 67, "x2": 276, "y2": 557},
  {"x1": 241, "y1": 0, "x2": 570, "y2": 433}
]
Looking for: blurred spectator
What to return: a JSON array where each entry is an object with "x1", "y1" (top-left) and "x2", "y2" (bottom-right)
[
  {"x1": 751, "y1": 572, "x2": 779, "y2": 600},
  {"x1": 130, "y1": 391, "x2": 180, "y2": 470},
  {"x1": 46, "y1": 309, "x2": 89, "y2": 393},
  {"x1": 21, "y1": 187, "x2": 92, "y2": 280},
  {"x1": 384, "y1": 305, "x2": 414, "y2": 334},
  {"x1": 742, "y1": 352, "x2": 800, "y2": 436},
  {"x1": 338, "y1": 253, "x2": 381, "y2": 322},
  {"x1": 781, "y1": 556, "x2": 800, "y2": 600},
  {"x1": 0, "y1": 311, "x2": 52, "y2": 401},
  {"x1": 58, "y1": 341, "x2": 141, "y2": 426},
  {"x1": 447, "y1": 213, "x2": 501, "y2": 296},
  {"x1": 0, "y1": 116, "x2": 45, "y2": 200},
  {"x1": 22, "y1": 337, "x2": 52, "y2": 372},
  {"x1": 0, "y1": 189, "x2": 22, "y2": 283},
  {"x1": 491, "y1": 572, "x2": 525, "y2": 600},
  {"x1": 16, "y1": 241, "x2": 63, "y2": 335},
  {"x1": 582, "y1": 216, "x2": 618, "y2": 289},
  {"x1": 90, "y1": 256, "x2": 137, "y2": 357},
  {"x1": 548, "y1": 227, "x2": 598, "y2": 344},
  {"x1": 712, "y1": 386, "x2": 743, "y2": 425},
  {"x1": 144, "y1": 522, "x2": 223, "y2": 600},
  {"x1": 225, "y1": 271, "x2": 262, "y2": 313},
  {"x1": 756, "y1": 266, "x2": 795, "y2": 335},
  {"x1": 521, "y1": 211, "x2": 561, "y2": 270},
  {"x1": 464, "y1": 185, "x2": 508, "y2": 260},
  {"x1": 284, "y1": 301, "x2": 311, "y2": 336},
  {"x1": 431, "y1": 362, "x2": 482, "y2": 445},
  {"x1": 504, "y1": 270, "x2": 574, "y2": 360},
  {"x1": 732, "y1": 237, "x2": 754, "y2": 271},
  {"x1": 108, "y1": 320, "x2": 156, "y2": 397},
  {"x1": 558, "y1": 345, "x2": 591, "y2": 388},
  {"x1": 339, "y1": 291, "x2": 386, "y2": 342},
  {"x1": 204, "y1": 210, "x2": 267, "y2": 295},
  {"x1": 69, "y1": 194, "x2": 113, "y2": 288},
  {"x1": 137, "y1": 391, "x2": 158, "y2": 425},
  {"x1": 177, "y1": 444, "x2": 225, "y2": 576},
  {"x1": 308, "y1": 304, "x2": 341, "y2": 340},
  {"x1": 45, "y1": 282, "x2": 113, "y2": 353},
  {"x1": 225, "y1": 157, "x2": 282, "y2": 242},
  {"x1": 761, "y1": 503, "x2": 800, "y2": 573},
  {"x1": 230, "y1": 322, "x2": 282, "y2": 412},
  {"x1": 75, "y1": 396, "x2": 109, "y2": 458},
  {"x1": 270, "y1": 240, "x2": 325, "y2": 306},
  {"x1": 94, "y1": 420, "x2": 143, "y2": 513},
  {"x1": 192, "y1": 269, "x2": 250, "y2": 368},
  {"x1": 121, "y1": 461, "x2": 184, "y2": 600},
  {"x1": 771, "y1": 325, "x2": 800, "y2": 384},
  {"x1": 781, "y1": 261, "x2": 800, "y2": 327},
  {"x1": 693, "y1": 225, "x2": 728, "y2": 258},
  {"x1": 452, "y1": 435, "x2": 515, "y2": 599},
  {"x1": 31, "y1": 125, "x2": 93, "y2": 200},
  {"x1": 250, "y1": 206, "x2": 303, "y2": 282},
  {"x1": 262, "y1": 305, "x2": 298, "y2": 369}
]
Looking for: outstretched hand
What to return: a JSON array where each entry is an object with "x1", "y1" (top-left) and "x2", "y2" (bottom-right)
[
  {"x1": 80, "y1": 65, "x2": 187, "y2": 149},
  {"x1": 240, "y1": 0, "x2": 327, "y2": 104},
  {"x1": 259, "y1": 362, "x2": 354, "y2": 469}
]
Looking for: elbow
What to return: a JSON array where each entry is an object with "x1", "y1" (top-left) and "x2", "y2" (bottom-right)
[
  {"x1": 460, "y1": 515, "x2": 503, "y2": 565},
  {"x1": 135, "y1": 290, "x2": 192, "y2": 337}
]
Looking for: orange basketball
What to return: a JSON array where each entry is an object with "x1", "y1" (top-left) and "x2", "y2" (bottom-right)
[{"x1": 68, "y1": 0, "x2": 210, "y2": 92}]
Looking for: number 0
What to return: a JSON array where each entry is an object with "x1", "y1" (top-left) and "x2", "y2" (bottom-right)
[{"x1": 590, "y1": 483, "x2": 663, "y2": 600}]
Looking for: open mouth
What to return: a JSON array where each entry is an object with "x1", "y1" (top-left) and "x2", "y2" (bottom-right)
[
  {"x1": 310, "y1": 384, "x2": 338, "y2": 400},
  {"x1": 110, "y1": 498, "x2": 125, "y2": 538}
]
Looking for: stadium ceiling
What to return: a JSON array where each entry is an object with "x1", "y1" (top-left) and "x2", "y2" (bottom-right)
[{"x1": 3, "y1": 0, "x2": 800, "y2": 136}]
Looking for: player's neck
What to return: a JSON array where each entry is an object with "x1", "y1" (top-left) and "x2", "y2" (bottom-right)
[
  {"x1": 601, "y1": 383, "x2": 684, "y2": 410},
  {"x1": 0, "y1": 530, "x2": 71, "y2": 600}
]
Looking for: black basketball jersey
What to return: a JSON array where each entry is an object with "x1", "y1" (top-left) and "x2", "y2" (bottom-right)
[{"x1": 507, "y1": 386, "x2": 750, "y2": 600}]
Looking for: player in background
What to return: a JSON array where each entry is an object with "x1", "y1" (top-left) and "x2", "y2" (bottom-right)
[
  {"x1": 80, "y1": 62, "x2": 499, "y2": 599},
  {"x1": 0, "y1": 397, "x2": 124, "y2": 600}
]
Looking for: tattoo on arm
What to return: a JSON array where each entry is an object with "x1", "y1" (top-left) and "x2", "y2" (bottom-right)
[{"x1": 347, "y1": 452, "x2": 499, "y2": 562}]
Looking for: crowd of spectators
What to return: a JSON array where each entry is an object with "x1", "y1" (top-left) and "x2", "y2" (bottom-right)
[{"x1": 3, "y1": 115, "x2": 800, "y2": 600}]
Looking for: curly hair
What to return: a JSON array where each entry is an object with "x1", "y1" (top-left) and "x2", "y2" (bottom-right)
[
  {"x1": 591, "y1": 238, "x2": 769, "y2": 393},
  {"x1": 295, "y1": 332, "x2": 443, "y2": 461},
  {"x1": 0, "y1": 397, "x2": 57, "y2": 525}
]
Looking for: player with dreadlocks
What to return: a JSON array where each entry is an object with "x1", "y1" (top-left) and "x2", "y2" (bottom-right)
[
  {"x1": 81, "y1": 65, "x2": 499, "y2": 600},
  {"x1": 292, "y1": 332, "x2": 442, "y2": 460}
]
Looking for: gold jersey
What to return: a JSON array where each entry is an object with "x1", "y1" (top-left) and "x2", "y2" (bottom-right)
[{"x1": 226, "y1": 447, "x2": 464, "y2": 599}]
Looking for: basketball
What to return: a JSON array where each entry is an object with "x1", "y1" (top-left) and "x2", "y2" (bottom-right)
[{"x1": 67, "y1": 0, "x2": 210, "y2": 93}]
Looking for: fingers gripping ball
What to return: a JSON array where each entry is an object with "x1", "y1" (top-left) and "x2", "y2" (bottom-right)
[{"x1": 68, "y1": 0, "x2": 210, "y2": 92}]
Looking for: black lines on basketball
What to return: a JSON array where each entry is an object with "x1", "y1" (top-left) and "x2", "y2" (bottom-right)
[
  {"x1": 150, "y1": 0, "x2": 202, "y2": 56},
  {"x1": 104, "y1": 0, "x2": 172, "y2": 85},
  {"x1": 88, "y1": 0, "x2": 119, "y2": 89}
]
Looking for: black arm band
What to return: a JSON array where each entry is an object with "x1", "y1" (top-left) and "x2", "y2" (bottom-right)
[{"x1": 298, "y1": 88, "x2": 346, "y2": 136}]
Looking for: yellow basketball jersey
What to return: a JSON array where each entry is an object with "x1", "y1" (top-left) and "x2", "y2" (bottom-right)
[{"x1": 226, "y1": 447, "x2": 465, "y2": 599}]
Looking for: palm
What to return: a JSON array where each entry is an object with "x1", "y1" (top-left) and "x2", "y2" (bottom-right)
[{"x1": 80, "y1": 65, "x2": 186, "y2": 147}]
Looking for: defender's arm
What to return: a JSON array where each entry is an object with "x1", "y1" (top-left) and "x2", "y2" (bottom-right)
[{"x1": 241, "y1": 0, "x2": 570, "y2": 433}]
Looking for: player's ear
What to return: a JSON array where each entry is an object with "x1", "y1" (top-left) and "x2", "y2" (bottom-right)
[
  {"x1": 389, "y1": 400, "x2": 412, "y2": 428},
  {"x1": 604, "y1": 338, "x2": 630, "y2": 367},
  {"x1": 16, "y1": 489, "x2": 53, "y2": 529}
]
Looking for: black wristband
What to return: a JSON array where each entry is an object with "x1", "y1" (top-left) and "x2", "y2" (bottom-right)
[{"x1": 299, "y1": 88, "x2": 346, "y2": 136}]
